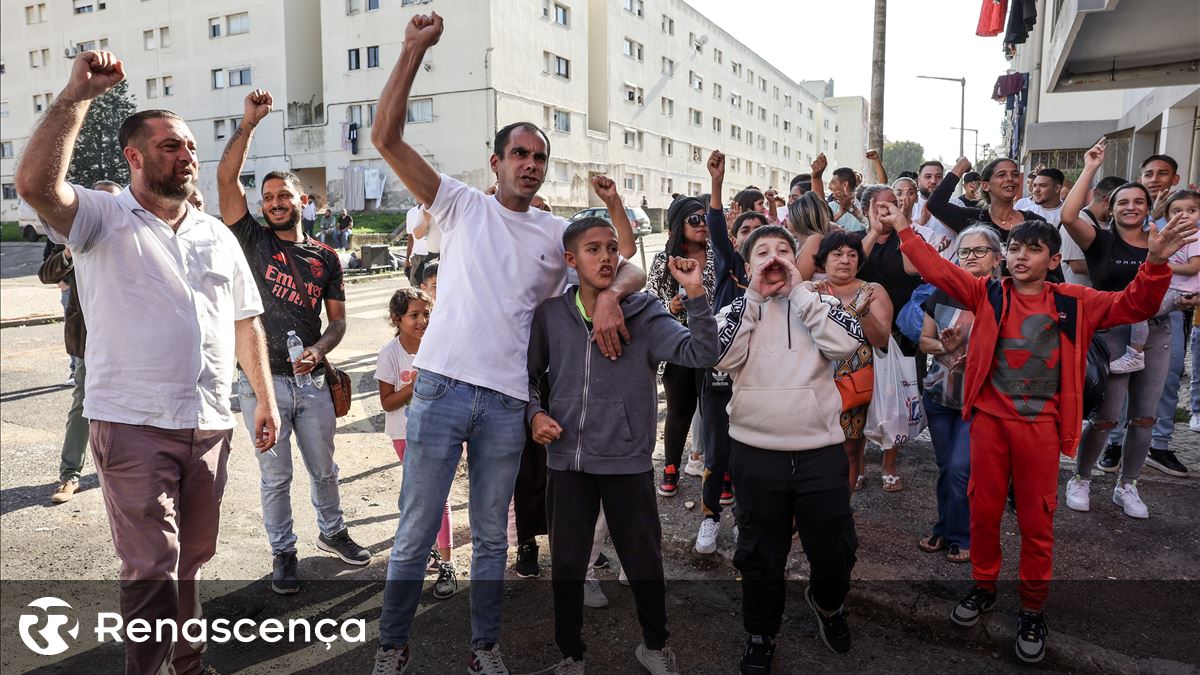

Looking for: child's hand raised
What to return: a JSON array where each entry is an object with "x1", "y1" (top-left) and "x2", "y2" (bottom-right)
[
  {"x1": 531, "y1": 412, "x2": 563, "y2": 445},
  {"x1": 668, "y1": 256, "x2": 704, "y2": 300},
  {"x1": 1148, "y1": 211, "x2": 1199, "y2": 264}
]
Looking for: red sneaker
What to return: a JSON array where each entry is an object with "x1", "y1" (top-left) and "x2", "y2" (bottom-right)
[
  {"x1": 720, "y1": 473, "x2": 735, "y2": 506},
  {"x1": 657, "y1": 464, "x2": 679, "y2": 497}
]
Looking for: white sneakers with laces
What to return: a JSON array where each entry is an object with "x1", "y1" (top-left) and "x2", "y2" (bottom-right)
[
  {"x1": 683, "y1": 454, "x2": 705, "y2": 477},
  {"x1": 1188, "y1": 413, "x2": 1200, "y2": 433},
  {"x1": 1108, "y1": 346, "x2": 1145, "y2": 374},
  {"x1": 694, "y1": 518, "x2": 720, "y2": 554},
  {"x1": 635, "y1": 644, "x2": 680, "y2": 675},
  {"x1": 1112, "y1": 482, "x2": 1149, "y2": 519},
  {"x1": 1065, "y1": 476, "x2": 1090, "y2": 512}
]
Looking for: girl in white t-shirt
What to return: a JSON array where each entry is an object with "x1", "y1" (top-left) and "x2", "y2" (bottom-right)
[{"x1": 375, "y1": 288, "x2": 457, "y2": 597}]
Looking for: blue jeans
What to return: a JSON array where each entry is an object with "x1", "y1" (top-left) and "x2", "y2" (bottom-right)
[
  {"x1": 239, "y1": 372, "x2": 344, "y2": 555},
  {"x1": 1152, "y1": 311, "x2": 1186, "y2": 449},
  {"x1": 924, "y1": 395, "x2": 971, "y2": 549},
  {"x1": 380, "y1": 370, "x2": 527, "y2": 650}
]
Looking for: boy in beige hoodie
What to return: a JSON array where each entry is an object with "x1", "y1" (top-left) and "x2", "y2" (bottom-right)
[{"x1": 715, "y1": 225, "x2": 865, "y2": 674}]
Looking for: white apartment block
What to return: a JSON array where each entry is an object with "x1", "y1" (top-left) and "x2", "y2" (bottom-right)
[{"x1": 0, "y1": 0, "x2": 866, "y2": 220}]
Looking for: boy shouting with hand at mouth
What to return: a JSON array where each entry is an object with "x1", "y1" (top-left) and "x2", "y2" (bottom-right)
[
  {"x1": 526, "y1": 217, "x2": 720, "y2": 675},
  {"x1": 714, "y1": 225, "x2": 866, "y2": 673}
]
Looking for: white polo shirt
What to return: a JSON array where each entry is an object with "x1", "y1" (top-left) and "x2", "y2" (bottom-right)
[
  {"x1": 46, "y1": 186, "x2": 263, "y2": 430},
  {"x1": 405, "y1": 205, "x2": 431, "y2": 256}
]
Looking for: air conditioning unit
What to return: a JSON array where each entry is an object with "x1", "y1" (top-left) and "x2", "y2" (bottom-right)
[{"x1": 64, "y1": 47, "x2": 78, "y2": 58}]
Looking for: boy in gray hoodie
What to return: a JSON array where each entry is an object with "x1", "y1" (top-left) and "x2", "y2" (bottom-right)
[{"x1": 526, "y1": 217, "x2": 719, "y2": 675}]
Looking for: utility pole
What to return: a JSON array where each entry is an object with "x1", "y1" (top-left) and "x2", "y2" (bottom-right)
[
  {"x1": 918, "y1": 75, "x2": 967, "y2": 158},
  {"x1": 868, "y1": 0, "x2": 886, "y2": 182}
]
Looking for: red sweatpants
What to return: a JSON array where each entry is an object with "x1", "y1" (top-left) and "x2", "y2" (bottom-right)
[{"x1": 968, "y1": 412, "x2": 1060, "y2": 611}]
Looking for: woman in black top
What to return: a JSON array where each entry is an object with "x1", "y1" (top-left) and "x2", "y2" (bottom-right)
[{"x1": 1061, "y1": 138, "x2": 1172, "y2": 519}]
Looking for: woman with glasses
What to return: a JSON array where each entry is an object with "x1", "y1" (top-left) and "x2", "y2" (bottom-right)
[
  {"x1": 917, "y1": 226, "x2": 1003, "y2": 564},
  {"x1": 647, "y1": 196, "x2": 716, "y2": 497}
]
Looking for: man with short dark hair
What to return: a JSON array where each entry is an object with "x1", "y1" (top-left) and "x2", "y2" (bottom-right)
[
  {"x1": 301, "y1": 192, "x2": 317, "y2": 236},
  {"x1": 955, "y1": 171, "x2": 984, "y2": 208},
  {"x1": 1015, "y1": 168, "x2": 1066, "y2": 225},
  {"x1": 16, "y1": 50, "x2": 278, "y2": 675},
  {"x1": 218, "y1": 88, "x2": 369, "y2": 594}
]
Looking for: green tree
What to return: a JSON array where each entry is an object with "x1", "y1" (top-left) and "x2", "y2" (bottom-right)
[
  {"x1": 883, "y1": 140, "x2": 924, "y2": 180},
  {"x1": 67, "y1": 79, "x2": 137, "y2": 187}
]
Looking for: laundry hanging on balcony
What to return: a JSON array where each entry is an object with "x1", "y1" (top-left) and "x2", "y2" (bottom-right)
[{"x1": 976, "y1": 0, "x2": 1007, "y2": 37}]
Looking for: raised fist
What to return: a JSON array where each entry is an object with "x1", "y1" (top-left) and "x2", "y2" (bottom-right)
[{"x1": 64, "y1": 51, "x2": 125, "y2": 101}]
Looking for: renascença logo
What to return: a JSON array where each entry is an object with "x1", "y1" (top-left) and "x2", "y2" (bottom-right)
[{"x1": 19, "y1": 597, "x2": 79, "y2": 656}]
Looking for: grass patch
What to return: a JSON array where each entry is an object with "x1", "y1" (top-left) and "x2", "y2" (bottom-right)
[
  {"x1": 1, "y1": 221, "x2": 25, "y2": 242},
  {"x1": 347, "y1": 211, "x2": 405, "y2": 234}
]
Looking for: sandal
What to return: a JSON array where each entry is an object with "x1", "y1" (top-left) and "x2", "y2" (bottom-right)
[
  {"x1": 882, "y1": 474, "x2": 904, "y2": 492},
  {"x1": 918, "y1": 534, "x2": 945, "y2": 553},
  {"x1": 853, "y1": 474, "x2": 865, "y2": 492},
  {"x1": 946, "y1": 545, "x2": 971, "y2": 563}
]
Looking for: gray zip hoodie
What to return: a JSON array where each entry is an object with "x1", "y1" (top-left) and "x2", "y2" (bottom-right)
[{"x1": 526, "y1": 287, "x2": 719, "y2": 474}]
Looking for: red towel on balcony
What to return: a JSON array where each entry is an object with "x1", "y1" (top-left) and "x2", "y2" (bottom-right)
[{"x1": 976, "y1": 0, "x2": 1007, "y2": 37}]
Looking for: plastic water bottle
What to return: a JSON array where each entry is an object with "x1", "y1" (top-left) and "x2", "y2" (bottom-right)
[{"x1": 286, "y1": 331, "x2": 314, "y2": 388}]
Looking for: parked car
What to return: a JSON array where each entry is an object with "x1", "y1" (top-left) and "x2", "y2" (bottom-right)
[
  {"x1": 17, "y1": 198, "x2": 46, "y2": 242},
  {"x1": 568, "y1": 206, "x2": 653, "y2": 237}
]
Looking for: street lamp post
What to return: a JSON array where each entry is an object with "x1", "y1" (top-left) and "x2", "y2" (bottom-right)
[
  {"x1": 918, "y1": 75, "x2": 966, "y2": 158},
  {"x1": 951, "y1": 126, "x2": 979, "y2": 165}
]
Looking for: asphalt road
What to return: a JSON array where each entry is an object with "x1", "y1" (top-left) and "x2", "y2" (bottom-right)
[{"x1": 1, "y1": 236, "x2": 1198, "y2": 673}]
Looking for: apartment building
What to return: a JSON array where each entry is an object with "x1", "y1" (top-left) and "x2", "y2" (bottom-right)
[{"x1": 0, "y1": 0, "x2": 866, "y2": 220}]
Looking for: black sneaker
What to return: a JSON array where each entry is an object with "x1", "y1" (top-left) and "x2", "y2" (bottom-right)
[
  {"x1": 317, "y1": 528, "x2": 371, "y2": 566},
  {"x1": 1146, "y1": 448, "x2": 1189, "y2": 477},
  {"x1": 1014, "y1": 611, "x2": 1048, "y2": 663},
  {"x1": 950, "y1": 586, "x2": 996, "y2": 627},
  {"x1": 271, "y1": 552, "x2": 300, "y2": 595},
  {"x1": 1097, "y1": 442, "x2": 1122, "y2": 473},
  {"x1": 593, "y1": 552, "x2": 611, "y2": 569},
  {"x1": 433, "y1": 562, "x2": 458, "y2": 600},
  {"x1": 805, "y1": 586, "x2": 851, "y2": 654},
  {"x1": 514, "y1": 542, "x2": 541, "y2": 578},
  {"x1": 739, "y1": 634, "x2": 775, "y2": 674}
]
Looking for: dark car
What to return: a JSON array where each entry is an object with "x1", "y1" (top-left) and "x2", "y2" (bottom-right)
[{"x1": 568, "y1": 206, "x2": 653, "y2": 237}]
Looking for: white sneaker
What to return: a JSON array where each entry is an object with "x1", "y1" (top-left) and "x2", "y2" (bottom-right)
[
  {"x1": 694, "y1": 518, "x2": 720, "y2": 554},
  {"x1": 583, "y1": 579, "x2": 608, "y2": 608},
  {"x1": 468, "y1": 643, "x2": 509, "y2": 675},
  {"x1": 1112, "y1": 483, "x2": 1149, "y2": 519},
  {"x1": 554, "y1": 656, "x2": 585, "y2": 674},
  {"x1": 683, "y1": 454, "x2": 705, "y2": 477},
  {"x1": 1189, "y1": 414, "x2": 1200, "y2": 433},
  {"x1": 635, "y1": 644, "x2": 680, "y2": 675},
  {"x1": 618, "y1": 566, "x2": 630, "y2": 586},
  {"x1": 1065, "y1": 476, "x2": 1090, "y2": 512},
  {"x1": 1108, "y1": 347, "x2": 1145, "y2": 374},
  {"x1": 372, "y1": 644, "x2": 411, "y2": 675}
]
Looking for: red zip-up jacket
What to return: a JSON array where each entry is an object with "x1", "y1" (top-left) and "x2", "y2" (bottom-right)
[{"x1": 897, "y1": 227, "x2": 1171, "y2": 457}]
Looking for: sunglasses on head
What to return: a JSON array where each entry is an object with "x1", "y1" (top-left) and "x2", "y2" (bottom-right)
[{"x1": 685, "y1": 214, "x2": 705, "y2": 227}]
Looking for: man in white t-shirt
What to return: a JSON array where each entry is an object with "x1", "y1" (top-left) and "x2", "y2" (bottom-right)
[
  {"x1": 405, "y1": 204, "x2": 432, "y2": 285},
  {"x1": 301, "y1": 194, "x2": 317, "y2": 236},
  {"x1": 369, "y1": 13, "x2": 646, "y2": 674},
  {"x1": 1014, "y1": 167, "x2": 1065, "y2": 225}
]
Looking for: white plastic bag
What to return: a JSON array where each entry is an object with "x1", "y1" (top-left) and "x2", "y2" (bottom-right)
[{"x1": 864, "y1": 336, "x2": 926, "y2": 449}]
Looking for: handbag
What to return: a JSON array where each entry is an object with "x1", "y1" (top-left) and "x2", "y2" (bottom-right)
[
  {"x1": 283, "y1": 249, "x2": 353, "y2": 418},
  {"x1": 836, "y1": 365, "x2": 874, "y2": 411}
]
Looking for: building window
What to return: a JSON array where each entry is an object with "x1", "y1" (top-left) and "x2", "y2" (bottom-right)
[
  {"x1": 689, "y1": 71, "x2": 703, "y2": 91},
  {"x1": 73, "y1": 0, "x2": 105, "y2": 14},
  {"x1": 623, "y1": 85, "x2": 643, "y2": 105},
  {"x1": 692, "y1": 145, "x2": 703, "y2": 162},
  {"x1": 623, "y1": 0, "x2": 643, "y2": 17},
  {"x1": 211, "y1": 68, "x2": 226, "y2": 89},
  {"x1": 661, "y1": 138, "x2": 673, "y2": 156},
  {"x1": 544, "y1": 52, "x2": 570, "y2": 79},
  {"x1": 785, "y1": 94, "x2": 792, "y2": 107},
  {"x1": 730, "y1": 124, "x2": 741, "y2": 141},
  {"x1": 661, "y1": 14, "x2": 674, "y2": 34},
  {"x1": 712, "y1": 117, "x2": 722, "y2": 133},
  {"x1": 407, "y1": 98, "x2": 433, "y2": 123},
  {"x1": 623, "y1": 173, "x2": 644, "y2": 191},
  {"x1": 689, "y1": 108, "x2": 701, "y2": 126},
  {"x1": 713, "y1": 48, "x2": 722, "y2": 64},
  {"x1": 661, "y1": 57, "x2": 674, "y2": 76},
  {"x1": 623, "y1": 130, "x2": 643, "y2": 149},
  {"x1": 348, "y1": 104, "x2": 363, "y2": 126},
  {"x1": 367, "y1": 46, "x2": 379, "y2": 68},
  {"x1": 747, "y1": 101, "x2": 754, "y2": 116},
  {"x1": 145, "y1": 78, "x2": 158, "y2": 99},
  {"x1": 209, "y1": 17, "x2": 222, "y2": 38},
  {"x1": 689, "y1": 32, "x2": 703, "y2": 53},
  {"x1": 660, "y1": 97, "x2": 673, "y2": 116},
  {"x1": 239, "y1": 173, "x2": 256, "y2": 189},
  {"x1": 552, "y1": 109, "x2": 570, "y2": 132},
  {"x1": 783, "y1": 120, "x2": 791, "y2": 132},
  {"x1": 162, "y1": 75, "x2": 173, "y2": 96},
  {"x1": 348, "y1": 48, "x2": 361, "y2": 70},
  {"x1": 0, "y1": 141, "x2": 13, "y2": 158},
  {"x1": 143, "y1": 30, "x2": 156, "y2": 50},
  {"x1": 552, "y1": 160, "x2": 571, "y2": 183},
  {"x1": 808, "y1": 109, "x2": 814, "y2": 120},
  {"x1": 759, "y1": 108, "x2": 766, "y2": 121},
  {"x1": 712, "y1": 83, "x2": 722, "y2": 100},
  {"x1": 368, "y1": 0, "x2": 380, "y2": 10},
  {"x1": 367, "y1": 103, "x2": 377, "y2": 127},
  {"x1": 0, "y1": 100, "x2": 8, "y2": 118},
  {"x1": 213, "y1": 119, "x2": 227, "y2": 140},
  {"x1": 688, "y1": 181, "x2": 701, "y2": 194},
  {"x1": 346, "y1": 0, "x2": 360, "y2": 12},
  {"x1": 747, "y1": 131, "x2": 753, "y2": 145},
  {"x1": 229, "y1": 68, "x2": 251, "y2": 86},
  {"x1": 730, "y1": 93, "x2": 741, "y2": 109},
  {"x1": 227, "y1": 12, "x2": 249, "y2": 35},
  {"x1": 2, "y1": 184, "x2": 17, "y2": 200},
  {"x1": 548, "y1": 2, "x2": 569, "y2": 26},
  {"x1": 747, "y1": 68, "x2": 755, "y2": 85},
  {"x1": 661, "y1": 177, "x2": 673, "y2": 194},
  {"x1": 773, "y1": 85, "x2": 780, "y2": 100},
  {"x1": 759, "y1": 76, "x2": 766, "y2": 92},
  {"x1": 731, "y1": 61, "x2": 741, "y2": 77},
  {"x1": 773, "y1": 114, "x2": 779, "y2": 127},
  {"x1": 622, "y1": 38, "x2": 643, "y2": 61}
]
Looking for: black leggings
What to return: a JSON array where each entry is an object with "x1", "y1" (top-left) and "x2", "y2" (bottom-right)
[{"x1": 662, "y1": 363, "x2": 701, "y2": 468}]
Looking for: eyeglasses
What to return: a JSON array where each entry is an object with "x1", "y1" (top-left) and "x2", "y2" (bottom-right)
[
  {"x1": 957, "y1": 246, "x2": 995, "y2": 259},
  {"x1": 685, "y1": 214, "x2": 706, "y2": 228}
]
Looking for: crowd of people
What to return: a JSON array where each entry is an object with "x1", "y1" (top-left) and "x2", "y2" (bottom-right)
[{"x1": 14, "y1": 10, "x2": 1199, "y2": 675}]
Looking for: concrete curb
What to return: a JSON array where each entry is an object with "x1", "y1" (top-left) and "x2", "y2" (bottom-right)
[
  {"x1": 0, "y1": 314, "x2": 61, "y2": 329},
  {"x1": 656, "y1": 536, "x2": 1196, "y2": 675}
]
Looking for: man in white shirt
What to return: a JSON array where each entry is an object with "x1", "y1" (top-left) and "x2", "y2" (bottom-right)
[
  {"x1": 405, "y1": 204, "x2": 432, "y2": 285},
  {"x1": 301, "y1": 193, "x2": 317, "y2": 236},
  {"x1": 14, "y1": 50, "x2": 279, "y2": 675},
  {"x1": 1015, "y1": 167, "x2": 1065, "y2": 225},
  {"x1": 911, "y1": 160, "x2": 957, "y2": 248},
  {"x1": 369, "y1": 13, "x2": 646, "y2": 674}
]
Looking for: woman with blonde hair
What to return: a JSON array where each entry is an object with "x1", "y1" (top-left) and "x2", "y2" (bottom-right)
[{"x1": 788, "y1": 191, "x2": 836, "y2": 280}]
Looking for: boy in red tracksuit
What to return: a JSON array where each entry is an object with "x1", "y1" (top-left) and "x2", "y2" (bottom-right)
[{"x1": 877, "y1": 202, "x2": 1193, "y2": 664}]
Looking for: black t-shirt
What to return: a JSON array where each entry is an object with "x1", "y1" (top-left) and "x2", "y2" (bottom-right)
[
  {"x1": 858, "y1": 233, "x2": 923, "y2": 333},
  {"x1": 338, "y1": 214, "x2": 353, "y2": 232},
  {"x1": 1083, "y1": 225, "x2": 1146, "y2": 292},
  {"x1": 231, "y1": 212, "x2": 346, "y2": 375}
]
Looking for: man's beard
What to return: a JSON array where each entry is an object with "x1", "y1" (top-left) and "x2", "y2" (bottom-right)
[
  {"x1": 265, "y1": 207, "x2": 302, "y2": 231},
  {"x1": 919, "y1": 188, "x2": 932, "y2": 199},
  {"x1": 146, "y1": 165, "x2": 195, "y2": 201}
]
